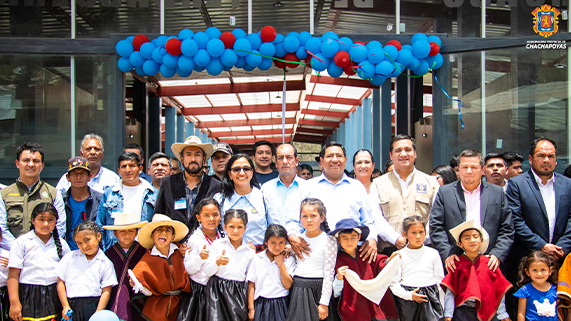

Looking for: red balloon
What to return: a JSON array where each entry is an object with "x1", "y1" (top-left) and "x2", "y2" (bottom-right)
[
  {"x1": 386, "y1": 40, "x2": 402, "y2": 51},
  {"x1": 274, "y1": 59, "x2": 286, "y2": 69},
  {"x1": 343, "y1": 63, "x2": 357, "y2": 76},
  {"x1": 429, "y1": 42, "x2": 440, "y2": 56},
  {"x1": 132, "y1": 34, "x2": 150, "y2": 51},
  {"x1": 165, "y1": 38, "x2": 182, "y2": 55},
  {"x1": 261, "y1": 26, "x2": 277, "y2": 43},
  {"x1": 220, "y1": 32, "x2": 236, "y2": 49},
  {"x1": 354, "y1": 41, "x2": 366, "y2": 46},
  {"x1": 304, "y1": 56, "x2": 312, "y2": 68},
  {"x1": 284, "y1": 52, "x2": 300, "y2": 69},
  {"x1": 334, "y1": 51, "x2": 350, "y2": 67}
]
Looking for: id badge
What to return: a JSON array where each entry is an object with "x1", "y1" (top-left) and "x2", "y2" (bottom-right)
[{"x1": 175, "y1": 198, "x2": 187, "y2": 210}]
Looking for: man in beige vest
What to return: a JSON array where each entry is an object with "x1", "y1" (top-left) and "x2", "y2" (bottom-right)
[{"x1": 372, "y1": 134, "x2": 439, "y2": 255}]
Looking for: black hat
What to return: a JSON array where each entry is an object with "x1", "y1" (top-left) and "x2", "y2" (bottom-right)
[{"x1": 327, "y1": 219, "x2": 369, "y2": 241}]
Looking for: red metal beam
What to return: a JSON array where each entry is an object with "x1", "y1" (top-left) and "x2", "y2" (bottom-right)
[
  {"x1": 305, "y1": 95, "x2": 360, "y2": 106},
  {"x1": 157, "y1": 80, "x2": 306, "y2": 96},
  {"x1": 223, "y1": 136, "x2": 293, "y2": 145},
  {"x1": 296, "y1": 127, "x2": 333, "y2": 136},
  {"x1": 196, "y1": 118, "x2": 296, "y2": 128},
  {"x1": 301, "y1": 109, "x2": 348, "y2": 119},
  {"x1": 183, "y1": 103, "x2": 300, "y2": 116},
  {"x1": 212, "y1": 128, "x2": 295, "y2": 137},
  {"x1": 298, "y1": 119, "x2": 340, "y2": 128},
  {"x1": 294, "y1": 134, "x2": 327, "y2": 143},
  {"x1": 309, "y1": 75, "x2": 378, "y2": 89}
]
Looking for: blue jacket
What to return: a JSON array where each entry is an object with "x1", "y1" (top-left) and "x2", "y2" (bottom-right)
[
  {"x1": 96, "y1": 179, "x2": 157, "y2": 250},
  {"x1": 63, "y1": 187, "x2": 102, "y2": 246}
]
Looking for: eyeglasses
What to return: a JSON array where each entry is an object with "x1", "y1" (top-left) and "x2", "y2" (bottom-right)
[{"x1": 230, "y1": 166, "x2": 253, "y2": 174}]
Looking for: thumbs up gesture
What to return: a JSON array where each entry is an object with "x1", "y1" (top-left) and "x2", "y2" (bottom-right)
[
  {"x1": 216, "y1": 249, "x2": 229, "y2": 266},
  {"x1": 199, "y1": 244, "x2": 209, "y2": 260}
]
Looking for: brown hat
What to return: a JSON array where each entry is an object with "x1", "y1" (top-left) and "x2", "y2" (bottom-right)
[
  {"x1": 171, "y1": 136, "x2": 214, "y2": 163},
  {"x1": 67, "y1": 156, "x2": 90, "y2": 173}
]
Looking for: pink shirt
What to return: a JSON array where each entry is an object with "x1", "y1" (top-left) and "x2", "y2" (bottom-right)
[{"x1": 462, "y1": 182, "x2": 481, "y2": 224}]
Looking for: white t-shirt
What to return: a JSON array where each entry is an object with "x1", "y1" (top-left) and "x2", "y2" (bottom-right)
[
  {"x1": 122, "y1": 183, "x2": 145, "y2": 220},
  {"x1": 246, "y1": 250, "x2": 296, "y2": 300}
]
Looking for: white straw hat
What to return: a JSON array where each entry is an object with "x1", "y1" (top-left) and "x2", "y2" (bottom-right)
[
  {"x1": 102, "y1": 212, "x2": 148, "y2": 230},
  {"x1": 137, "y1": 214, "x2": 189, "y2": 249},
  {"x1": 449, "y1": 220, "x2": 490, "y2": 254},
  {"x1": 171, "y1": 136, "x2": 214, "y2": 163}
]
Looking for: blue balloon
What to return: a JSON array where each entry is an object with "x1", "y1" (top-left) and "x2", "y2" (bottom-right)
[
  {"x1": 310, "y1": 53, "x2": 329, "y2": 72},
  {"x1": 116, "y1": 40, "x2": 134, "y2": 57},
  {"x1": 118, "y1": 57, "x2": 133, "y2": 72},
  {"x1": 298, "y1": 31, "x2": 312, "y2": 46},
  {"x1": 246, "y1": 50, "x2": 262, "y2": 67},
  {"x1": 259, "y1": 43, "x2": 276, "y2": 57},
  {"x1": 427, "y1": 53, "x2": 443, "y2": 70},
  {"x1": 402, "y1": 44, "x2": 412, "y2": 51},
  {"x1": 321, "y1": 31, "x2": 339, "y2": 40},
  {"x1": 235, "y1": 56, "x2": 247, "y2": 68},
  {"x1": 143, "y1": 60, "x2": 159, "y2": 75},
  {"x1": 181, "y1": 39, "x2": 198, "y2": 57},
  {"x1": 370, "y1": 75, "x2": 386, "y2": 86},
  {"x1": 375, "y1": 60, "x2": 394, "y2": 76},
  {"x1": 168, "y1": 35, "x2": 178, "y2": 40},
  {"x1": 232, "y1": 28, "x2": 247, "y2": 39},
  {"x1": 396, "y1": 48, "x2": 413, "y2": 66},
  {"x1": 126, "y1": 36, "x2": 135, "y2": 43},
  {"x1": 206, "y1": 57, "x2": 223, "y2": 76},
  {"x1": 89, "y1": 310, "x2": 120, "y2": 321},
  {"x1": 129, "y1": 52, "x2": 145, "y2": 67},
  {"x1": 321, "y1": 38, "x2": 339, "y2": 58},
  {"x1": 151, "y1": 39, "x2": 157, "y2": 46},
  {"x1": 412, "y1": 59, "x2": 429, "y2": 75},
  {"x1": 411, "y1": 33, "x2": 429, "y2": 44},
  {"x1": 221, "y1": 49, "x2": 238, "y2": 67},
  {"x1": 155, "y1": 35, "x2": 168, "y2": 47},
  {"x1": 407, "y1": 56, "x2": 420, "y2": 70},
  {"x1": 274, "y1": 42, "x2": 287, "y2": 57},
  {"x1": 234, "y1": 38, "x2": 252, "y2": 57},
  {"x1": 357, "y1": 60, "x2": 375, "y2": 79},
  {"x1": 258, "y1": 58, "x2": 273, "y2": 70},
  {"x1": 193, "y1": 32, "x2": 209, "y2": 49},
  {"x1": 304, "y1": 37, "x2": 321, "y2": 54},
  {"x1": 152, "y1": 47, "x2": 166, "y2": 63},
  {"x1": 205, "y1": 27, "x2": 221, "y2": 39},
  {"x1": 286, "y1": 31, "x2": 299, "y2": 38},
  {"x1": 162, "y1": 53, "x2": 179, "y2": 69},
  {"x1": 273, "y1": 34, "x2": 285, "y2": 44},
  {"x1": 160, "y1": 65, "x2": 176, "y2": 78},
  {"x1": 178, "y1": 55, "x2": 195, "y2": 72},
  {"x1": 368, "y1": 47, "x2": 384, "y2": 64},
  {"x1": 206, "y1": 39, "x2": 225, "y2": 57},
  {"x1": 389, "y1": 63, "x2": 404, "y2": 77},
  {"x1": 349, "y1": 43, "x2": 368, "y2": 63},
  {"x1": 140, "y1": 42, "x2": 155, "y2": 59},
  {"x1": 283, "y1": 36, "x2": 300, "y2": 53},
  {"x1": 223, "y1": 64, "x2": 232, "y2": 71},
  {"x1": 327, "y1": 61, "x2": 343, "y2": 78},
  {"x1": 367, "y1": 40, "x2": 382, "y2": 48},
  {"x1": 194, "y1": 49, "x2": 211, "y2": 67},
  {"x1": 243, "y1": 64, "x2": 255, "y2": 71},
  {"x1": 176, "y1": 67, "x2": 192, "y2": 77},
  {"x1": 247, "y1": 33, "x2": 262, "y2": 50},
  {"x1": 383, "y1": 45, "x2": 399, "y2": 61},
  {"x1": 338, "y1": 37, "x2": 352, "y2": 52},
  {"x1": 427, "y1": 35, "x2": 442, "y2": 47},
  {"x1": 134, "y1": 66, "x2": 146, "y2": 76},
  {"x1": 412, "y1": 40, "x2": 430, "y2": 59},
  {"x1": 194, "y1": 65, "x2": 206, "y2": 72},
  {"x1": 178, "y1": 29, "x2": 194, "y2": 40},
  {"x1": 296, "y1": 46, "x2": 308, "y2": 60}
]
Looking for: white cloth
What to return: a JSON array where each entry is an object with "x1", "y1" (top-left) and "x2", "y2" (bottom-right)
[
  {"x1": 294, "y1": 232, "x2": 337, "y2": 306},
  {"x1": 246, "y1": 250, "x2": 296, "y2": 300},
  {"x1": 444, "y1": 289, "x2": 509, "y2": 319},
  {"x1": 122, "y1": 183, "x2": 146, "y2": 220},
  {"x1": 185, "y1": 229, "x2": 219, "y2": 286},
  {"x1": 532, "y1": 170, "x2": 557, "y2": 242},
  {"x1": 55, "y1": 249, "x2": 117, "y2": 298},
  {"x1": 343, "y1": 255, "x2": 400, "y2": 304},
  {"x1": 56, "y1": 166, "x2": 120, "y2": 195},
  {"x1": 0, "y1": 249, "x2": 9, "y2": 287},
  {"x1": 461, "y1": 182, "x2": 481, "y2": 225},
  {"x1": 8, "y1": 230, "x2": 70, "y2": 286},
  {"x1": 204, "y1": 238, "x2": 256, "y2": 282}
]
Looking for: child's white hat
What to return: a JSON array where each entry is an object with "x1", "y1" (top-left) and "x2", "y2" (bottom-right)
[
  {"x1": 449, "y1": 220, "x2": 489, "y2": 254},
  {"x1": 138, "y1": 214, "x2": 189, "y2": 249},
  {"x1": 102, "y1": 212, "x2": 148, "y2": 230}
]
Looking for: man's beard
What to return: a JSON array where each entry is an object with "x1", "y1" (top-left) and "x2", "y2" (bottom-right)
[{"x1": 185, "y1": 163, "x2": 203, "y2": 175}]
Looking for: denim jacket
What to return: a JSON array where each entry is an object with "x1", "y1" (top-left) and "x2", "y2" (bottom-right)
[{"x1": 96, "y1": 179, "x2": 157, "y2": 250}]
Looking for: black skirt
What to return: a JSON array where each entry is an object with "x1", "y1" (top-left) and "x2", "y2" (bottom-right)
[
  {"x1": 253, "y1": 296, "x2": 288, "y2": 321},
  {"x1": 393, "y1": 284, "x2": 444, "y2": 321},
  {"x1": 205, "y1": 276, "x2": 248, "y2": 321},
  {"x1": 19, "y1": 283, "x2": 61, "y2": 320},
  {"x1": 452, "y1": 306, "x2": 479, "y2": 321},
  {"x1": 68, "y1": 296, "x2": 100, "y2": 321},
  {"x1": 177, "y1": 279, "x2": 207, "y2": 321},
  {"x1": 286, "y1": 276, "x2": 335, "y2": 321},
  {"x1": 0, "y1": 286, "x2": 9, "y2": 321}
]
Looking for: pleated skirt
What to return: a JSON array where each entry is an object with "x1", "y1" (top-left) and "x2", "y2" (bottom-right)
[
  {"x1": 0, "y1": 286, "x2": 9, "y2": 321},
  {"x1": 177, "y1": 279, "x2": 207, "y2": 321},
  {"x1": 253, "y1": 296, "x2": 288, "y2": 321},
  {"x1": 19, "y1": 283, "x2": 61, "y2": 321},
  {"x1": 393, "y1": 284, "x2": 444, "y2": 321},
  {"x1": 286, "y1": 276, "x2": 334, "y2": 321},
  {"x1": 68, "y1": 296, "x2": 100, "y2": 321},
  {"x1": 205, "y1": 276, "x2": 248, "y2": 321}
]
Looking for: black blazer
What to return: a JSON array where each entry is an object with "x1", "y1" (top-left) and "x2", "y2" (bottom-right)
[
  {"x1": 154, "y1": 172, "x2": 221, "y2": 234},
  {"x1": 429, "y1": 180, "x2": 514, "y2": 263},
  {"x1": 506, "y1": 170, "x2": 571, "y2": 262}
]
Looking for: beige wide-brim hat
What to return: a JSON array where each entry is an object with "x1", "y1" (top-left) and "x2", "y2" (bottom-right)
[
  {"x1": 171, "y1": 135, "x2": 214, "y2": 163},
  {"x1": 138, "y1": 214, "x2": 189, "y2": 249},
  {"x1": 449, "y1": 219, "x2": 490, "y2": 254},
  {"x1": 102, "y1": 212, "x2": 148, "y2": 230}
]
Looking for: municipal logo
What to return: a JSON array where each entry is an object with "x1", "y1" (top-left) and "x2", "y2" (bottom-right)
[{"x1": 532, "y1": 4, "x2": 560, "y2": 38}]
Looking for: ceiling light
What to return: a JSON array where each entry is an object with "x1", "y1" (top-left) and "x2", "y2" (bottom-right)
[{"x1": 273, "y1": 1, "x2": 284, "y2": 8}]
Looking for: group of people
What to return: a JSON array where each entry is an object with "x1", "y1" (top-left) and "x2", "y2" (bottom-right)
[{"x1": 0, "y1": 132, "x2": 570, "y2": 321}]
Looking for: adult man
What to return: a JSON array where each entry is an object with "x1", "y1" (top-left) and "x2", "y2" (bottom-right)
[
  {"x1": 96, "y1": 152, "x2": 157, "y2": 250},
  {"x1": 503, "y1": 151, "x2": 524, "y2": 179},
  {"x1": 293, "y1": 142, "x2": 399, "y2": 262},
  {"x1": 210, "y1": 142, "x2": 233, "y2": 180},
  {"x1": 372, "y1": 134, "x2": 439, "y2": 254},
  {"x1": 62, "y1": 157, "x2": 102, "y2": 250},
  {"x1": 430, "y1": 149, "x2": 514, "y2": 273},
  {"x1": 147, "y1": 152, "x2": 171, "y2": 189},
  {"x1": 170, "y1": 157, "x2": 182, "y2": 175},
  {"x1": 484, "y1": 152, "x2": 508, "y2": 192},
  {"x1": 56, "y1": 134, "x2": 120, "y2": 194},
  {"x1": 261, "y1": 144, "x2": 306, "y2": 232},
  {"x1": 252, "y1": 140, "x2": 278, "y2": 185},
  {"x1": 155, "y1": 136, "x2": 221, "y2": 234},
  {"x1": 0, "y1": 142, "x2": 66, "y2": 249},
  {"x1": 124, "y1": 143, "x2": 152, "y2": 183}
]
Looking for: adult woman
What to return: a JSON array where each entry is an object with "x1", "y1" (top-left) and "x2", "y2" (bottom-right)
[
  {"x1": 431, "y1": 165, "x2": 457, "y2": 186},
  {"x1": 213, "y1": 154, "x2": 279, "y2": 251},
  {"x1": 352, "y1": 149, "x2": 376, "y2": 194}
]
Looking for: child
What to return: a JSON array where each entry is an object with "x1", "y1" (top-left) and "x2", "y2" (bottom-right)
[
  {"x1": 514, "y1": 251, "x2": 558, "y2": 321},
  {"x1": 130, "y1": 214, "x2": 191, "y2": 321},
  {"x1": 56, "y1": 221, "x2": 118, "y2": 321},
  {"x1": 247, "y1": 224, "x2": 296, "y2": 321},
  {"x1": 7, "y1": 203, "x2": 70, "y2": 321},
  {"x1": 204, "y1": 209, "x2": 255, "y2": 321},
  {"x1": 389, "y1": 215, "x2": 445, "y2": 321},
  {"x1": 440, "y1": 220, "x2": 512, "y2": 321},
  {"x1": 331, "y1": 219, "x2": 398, "y2": 321},
  {"x1": 177, "y1": 198, "x2": 225, "y2": 321},
  {"x1": 103, "y1": 212, "x2": 148, "y2": 321},
  {"x1": 286, "y1": 198, "x2": 337, "y2": 321}
]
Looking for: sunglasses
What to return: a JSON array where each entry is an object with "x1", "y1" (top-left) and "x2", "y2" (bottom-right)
[{"x1": 230, "y1": 166, "x2": 253, "y2": 174}]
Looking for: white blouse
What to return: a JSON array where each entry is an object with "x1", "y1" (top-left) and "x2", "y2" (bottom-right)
[
  {"x1": 184, "y1": 228, "x2": 220, "y2": 286},
  {"x1": 204, "y1": 238, "x2": 255, "y2": 282},
  {"x1": 246, "y1": 250, "x2": 296, "y2": 300}
]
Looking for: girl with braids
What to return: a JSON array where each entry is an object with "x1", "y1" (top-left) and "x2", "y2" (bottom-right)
[
  {"x1": 7, "y1": 203, "x2": 70, "y2": 321},
  {"x1": 177, "y1": 198, "x2": 226, "y2": 321},
  {"x1": 286, "y1": 198, "x2": 337, "y2": 321},
  {"x1": 56, "y1": 221, "x2": 117, "y2": 321}
]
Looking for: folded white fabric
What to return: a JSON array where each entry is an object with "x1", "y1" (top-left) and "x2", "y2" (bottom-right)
[{"x1": 344, "y1": 255, "x2": 400, "y2": 304}]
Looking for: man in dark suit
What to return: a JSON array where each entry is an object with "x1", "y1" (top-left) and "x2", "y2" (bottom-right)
[{"x1": 430, "y1": 149, "x2": 514, "y2": 273}]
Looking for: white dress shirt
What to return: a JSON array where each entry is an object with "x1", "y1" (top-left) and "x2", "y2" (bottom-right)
[
  {"x1": 9, "y1": 230, "x2": 71, "y2": 286},
  {"x1": 246, "y1": 250, "x2": 296, "y2": 300},
  {"x1": 261, "y1": 176, "x2": 306, "y2": 236},
  {"x1": 394, "y1": 168, "x2": 416, "y2": 198},
  {"x1": 56, "y1": 166, "x2": 120, "y2": 195},
  {"x1": 532, "y1": 170, "x2": 557, "y2": 242},
  {"x1": 462, "y1": 182, "x2": 481, "y2": 224},
  {"x1": 185, "y1": 229, "x2": 220, "y2": 285},
  {"x1": 204, "y1": 237, "x2": 256, "y2": 282}
]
